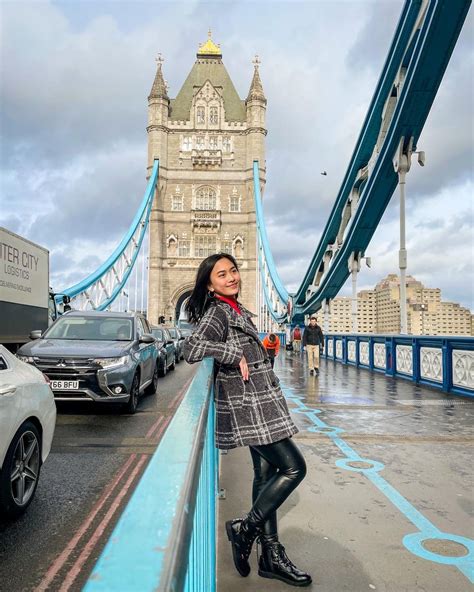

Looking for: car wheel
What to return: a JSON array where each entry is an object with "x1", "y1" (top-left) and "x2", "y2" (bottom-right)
[
  {"x1": 123, "y1": 372, "x2": 140, "y2": 414},
  {"x1": 145, "y1": 363, "x2": 159, "y2": 395},
  {"x1": 175, "y1": 352, "x2": 180, "y2": 364},
  {"x1": 0, "y1": 421, "x2": 41, "y2": 519}
]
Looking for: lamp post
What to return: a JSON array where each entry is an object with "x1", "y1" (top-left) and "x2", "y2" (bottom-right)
[
  {"x1": 420, "y1": 303, "x2": 426, "y2": 335},
  {"x1": 393, "y1": 137, "x2": 425, "y2": 335}
]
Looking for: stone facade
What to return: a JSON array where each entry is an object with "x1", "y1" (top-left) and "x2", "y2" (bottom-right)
[{"x1": 146, "y1": 36, "x2": 266, "y2": 324}]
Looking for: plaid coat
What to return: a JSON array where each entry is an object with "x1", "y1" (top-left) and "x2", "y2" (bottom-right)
[{"x1": 183, "y1": 299, "x2": 298, "y2": 450}]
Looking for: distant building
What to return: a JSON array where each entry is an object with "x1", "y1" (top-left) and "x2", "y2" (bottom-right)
[{"x1": 328, "y1": 274, "x2": 473, "y2": 336}]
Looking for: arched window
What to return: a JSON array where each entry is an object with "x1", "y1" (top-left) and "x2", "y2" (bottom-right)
[
  {"x1": 229, "y1": 188, "x2": 240, "y2": 212},
  {"x1": 209, "y1": 136, "x2": 218, "y2": 150},
  {"x1": 167, "y1": 236, "x2": 178, "y2": 256},
  {"x1": 223, "y1": 137, "x2": 231, "y2": 152},
  {"x1": 196, "y1": 136, "x2": 204, "y2": 150},
  {"x1": 195, "y1": 186, "x2": 217, "y2": 210},
  {"x1": 182, "y1": 137, "x2": 192, "y2": 151},
  {"x1": 209, "y1": 107, "x2": 218, "y2": 125},
  {"x1": 196, "y1": 106, "x2": 205, "y2": 124}
]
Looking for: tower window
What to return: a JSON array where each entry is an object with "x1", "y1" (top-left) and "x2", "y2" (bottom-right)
[
  {"x1": 229, "y1": 189, "x2": 240, "y2": 212},
  {"x1": 172, "y1": 194, "x2": 183, "y2": 211},
  {"x1": 196, "y1": 107, "x2": 205, "y2": 124},
  {"x1": 182, "y1": 137, "x2": 192, "y2": 151},
  {"x1": 178, "y1": 240, "x2": 191, "y2": 257},
  {"x1": 223, "y1": 137, "x2": 231, "y2": 152},
  {"x1": 209, "y1": 107, "x2": 218, "y2": 125},
  {"x1": 196, "y1": 136, "x2": 204, "y2": 150},
  {"x1": 209, "y1": 136, "x2": 218, "y2": 150},
  {"x1": 194, "y1": 235, "x2": 216, "y2": 258},
  {"x1": 196, "y1": 186, "x2": 217, "y2": 210}
]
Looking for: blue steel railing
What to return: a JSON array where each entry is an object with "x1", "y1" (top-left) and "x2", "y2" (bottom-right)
[
  {"x1": 322, "y1": 334, "x2": 474, "y2": 398},
  {"x1": 83, "y1": 358, "x2": 218, "y2": 592}
]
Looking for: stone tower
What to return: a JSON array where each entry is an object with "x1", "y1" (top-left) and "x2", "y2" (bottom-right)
[{"x1": 147, "y1": 33, "x2": 267, "y2": 324}]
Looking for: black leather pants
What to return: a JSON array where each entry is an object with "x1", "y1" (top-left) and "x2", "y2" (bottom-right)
[{"x1": 249, "y1": 437, "x2": 307, "y2": 542}]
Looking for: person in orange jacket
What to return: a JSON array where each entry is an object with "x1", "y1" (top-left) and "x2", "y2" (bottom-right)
[{"x1": 262, "y1": 333, "x2": 280, "y2": 368}]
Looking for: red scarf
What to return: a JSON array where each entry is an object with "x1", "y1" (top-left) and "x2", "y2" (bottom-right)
[{"x1": 215, "y1": 293, "x2": 242, "y2": 315}]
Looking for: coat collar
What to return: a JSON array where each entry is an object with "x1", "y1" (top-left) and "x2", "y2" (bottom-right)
[{"x1": 214, "y1": 300, "x2": 259, "y2": 339}]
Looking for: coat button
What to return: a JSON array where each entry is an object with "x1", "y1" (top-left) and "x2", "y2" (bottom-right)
[
  {"x1": 248, "y1": 338, "x2": 253, "y2": 343},
  {"x1": 254, "y1": 363, "x2": 259, "y2": 369},
  {"x1": 272, "y1": 380, "x2": 278, "y2": 387}
]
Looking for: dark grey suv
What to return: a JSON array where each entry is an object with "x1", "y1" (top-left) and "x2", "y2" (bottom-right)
[{"x1": 17, "y1": 311, "x2": 159, "y2": 414}]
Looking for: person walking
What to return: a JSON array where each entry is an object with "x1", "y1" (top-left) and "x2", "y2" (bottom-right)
[
  {"x1": 262, "y1": 332, "x2": 280, "y2": 368},
  {"x1": 302, "y1": 316, "x2": 324, "y2": 376},
  {"x1": 292, "y1": 325, "x2": 302, "y2": 353},
  {"x1": 183, "y1": 253, "x2": 311, "y2": 587}
]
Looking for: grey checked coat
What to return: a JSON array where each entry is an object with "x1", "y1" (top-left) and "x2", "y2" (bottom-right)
[{"x1": 183, "y1": 299, "x2": 298, "y2": 450}]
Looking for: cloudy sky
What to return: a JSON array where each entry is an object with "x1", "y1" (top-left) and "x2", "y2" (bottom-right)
[{"x1": 1, "y1": 0, "x2": 473, "y2": 311}]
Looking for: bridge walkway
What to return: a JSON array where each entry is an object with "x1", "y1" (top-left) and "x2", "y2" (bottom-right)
[{"x1": 216, "y1": 353, "x2": 474, "y2": 592}]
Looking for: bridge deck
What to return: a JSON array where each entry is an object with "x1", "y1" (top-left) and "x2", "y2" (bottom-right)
[{"x1": 216, "y1": 354, "x2": 474, "y2": 592}]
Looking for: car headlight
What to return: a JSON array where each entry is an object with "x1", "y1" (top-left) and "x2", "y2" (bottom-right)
[
  {"x1": 17, "y1": 355, "x2": 35, "y2": 364},
  {"x1": 93, "y1": 355, "x2": 130, "y2": 369}
]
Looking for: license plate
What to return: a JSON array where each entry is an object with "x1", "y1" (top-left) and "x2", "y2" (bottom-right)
[{"x1": 51, "y1": 380, "x2": 79, "y2": 390}]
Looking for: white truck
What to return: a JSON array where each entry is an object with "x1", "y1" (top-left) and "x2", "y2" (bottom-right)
[{"x1": 0, "y1": 227, "x2": 63, "y2": 351}]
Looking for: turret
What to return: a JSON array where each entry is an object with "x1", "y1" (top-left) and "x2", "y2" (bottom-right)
[
  {"x1": 147, "y1": 54, "x2": 170, "y2": 168},
  {"x1": 245, "y1": 56, "x2": 267, "y2": 168}
]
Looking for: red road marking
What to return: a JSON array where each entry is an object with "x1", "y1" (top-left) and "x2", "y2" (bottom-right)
[
  {"x1": 58, "y1": 454, "x2": 148, "y2": 592},
  {"x1": 152, "y1": 414, "x2": 173, "y2": 444},
  {"x1": 35, "y1": 453, "x2": 138, "y2": 592},
  {"x1": 145, "y1": 415, "x2": 163, "y2": 439},
  {"x1": 167, "y1": 375, "x2": 194, "y2": 409}
]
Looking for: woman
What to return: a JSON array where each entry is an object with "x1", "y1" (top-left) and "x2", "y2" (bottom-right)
[{"x1": 183, "y1": 253, "x2": 311, "y2": 587}]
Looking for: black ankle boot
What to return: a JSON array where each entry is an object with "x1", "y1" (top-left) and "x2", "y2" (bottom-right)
[
  {"x1": 258, "y1": 540, "x2": 312, "y2": 587},
  {"x1": 225, "y1": 515, "x2": 262, "y2": 577}
]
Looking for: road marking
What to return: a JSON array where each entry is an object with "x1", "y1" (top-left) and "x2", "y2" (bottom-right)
[
  {"x1": 283, "y1": 385, "x2": 474, "y2": 583},
  {"x1": 58, "y1": 454, "x2": 148, "y2": 592},
  {"x1": 36, "y1": 453, "x2": 138, "y2": 592},
  {"x1": 167, "y1": 375, "x2": 194, "y2": 409},
  {"x1": 145, "y1": 415, "x2": 164, "y2": 439}
]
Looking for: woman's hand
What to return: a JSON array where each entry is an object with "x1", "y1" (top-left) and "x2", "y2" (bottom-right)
[{"x1": 239, "y1": 356, "x2": 249, "y2": 381}]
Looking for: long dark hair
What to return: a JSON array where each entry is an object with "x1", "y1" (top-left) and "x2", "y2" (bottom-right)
[{"x1": 185, "y1": 253, "x2": 239, "y2": 324}]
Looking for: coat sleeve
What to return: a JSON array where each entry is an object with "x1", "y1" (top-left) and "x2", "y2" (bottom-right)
[
  {"x1": 302, "y1": 328, "x2": 307, "y2": 346},
  {"x1": 183, "y1": 305, "x2": 243, "y2": 366}
]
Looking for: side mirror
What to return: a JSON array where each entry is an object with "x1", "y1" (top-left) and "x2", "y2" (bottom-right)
[
  {"x1": 139, "y1": 334, "x2": 155, "y2": 344},
  {"x1": 29, "y1": 330, "x2": 42, "y2": 340},
  {"x1": 166, "y1": 340, "x2": 174, "y2": 346}
]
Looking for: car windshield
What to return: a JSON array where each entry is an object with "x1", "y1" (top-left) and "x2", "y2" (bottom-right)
[
  {"x1": 44, "y1": 316, "x2": 133, "y2": 341},
  {"x1": 179, "y1": 328, "x2": 192, "y2": 337},
  {"x1": 152, "y1": 329, "x2": 164, "y2": 341},
  {"x1": 167, "y1": 328, "x2": 177, "y2": 338}
]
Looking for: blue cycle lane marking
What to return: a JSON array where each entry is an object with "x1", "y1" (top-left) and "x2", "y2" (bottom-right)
[{"x1": 282, "y1": 385, "x2": 474, "y2": 584}]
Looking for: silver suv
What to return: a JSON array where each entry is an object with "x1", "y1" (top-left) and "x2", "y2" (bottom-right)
[{"x1": 17, "y1": 311, "x2": 159, "y2": 414}]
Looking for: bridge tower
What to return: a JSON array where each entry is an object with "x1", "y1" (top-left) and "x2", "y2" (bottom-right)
[{"x1": 147, "y1": 33, "x2": 267, "y2": 324}]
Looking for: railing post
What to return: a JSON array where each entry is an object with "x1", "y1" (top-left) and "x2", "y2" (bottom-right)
[
  {"x1": 343, "y1": 336, "x2": 348, "y2": 364},
  {"x1": 369, "y1": 336, "x2": 374, "y2": 370},
  {"x1": 385, "y1": 337, "x2": 395, "y2": 377},
  {"x1": 413, "y1": 338, "x2": 421, "y2": 384},
  {"x1": 355, "y1": 336, "x2": 360, "y2": 367},
  {"x1": 443, "y1": 339, "x2": 452, "y2": 394}
]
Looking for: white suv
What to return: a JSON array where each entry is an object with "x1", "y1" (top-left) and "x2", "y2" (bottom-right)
[{"x1": 0, "y1": 345, "x2": 56, "y2": 518}]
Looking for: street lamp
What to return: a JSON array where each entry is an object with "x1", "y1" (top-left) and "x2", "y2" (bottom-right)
[
  {"x1": 420, "y1": 303, "x2": 426, "y2": 335},
  {"x1": 393, "y1": 137, "x2": 425, "y2": 334}
]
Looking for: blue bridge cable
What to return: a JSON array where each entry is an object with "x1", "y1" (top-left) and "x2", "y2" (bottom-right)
[
  {"x1": 292, "y1": 0, "x2": 470, "y2": 319},
  {"x1": 252, "y1": 160, "x2": 289, "y2": 307},
  {"x1": 56, "y1": 159, "x2": 160, "y2": 309}
]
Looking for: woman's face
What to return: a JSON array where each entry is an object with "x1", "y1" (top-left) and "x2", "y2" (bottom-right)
[{"x1": 208, "y1": 257, "x2": 240, "y2": 298}]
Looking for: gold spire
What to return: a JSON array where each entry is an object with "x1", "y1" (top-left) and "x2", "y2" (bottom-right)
[{"x1": 197, "y1": 29, "x2": 222, "y2": 57}]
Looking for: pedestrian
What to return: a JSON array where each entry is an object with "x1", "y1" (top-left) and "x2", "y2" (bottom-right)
[
  {"x1": 183, "y1": 253, "x2": 311, "y2": 587},
  {"x1": 292, "y1": 325, "x2": 302, "y2": 353},
  {"x1": 262, "y1": 332, "x2": 280, "y2": 368},
  {"x1": 302, "y1": 316, "x2": 324, "y2": 376}
]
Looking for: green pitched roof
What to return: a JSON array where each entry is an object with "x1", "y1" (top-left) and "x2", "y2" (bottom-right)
[{"x1": 170, "y1": 58, "x2": 246, "y2": 122}]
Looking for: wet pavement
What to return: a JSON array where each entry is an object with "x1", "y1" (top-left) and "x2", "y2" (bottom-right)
[{"x1": 217, "y1": 353, "x2": 474, "y2": 592}]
